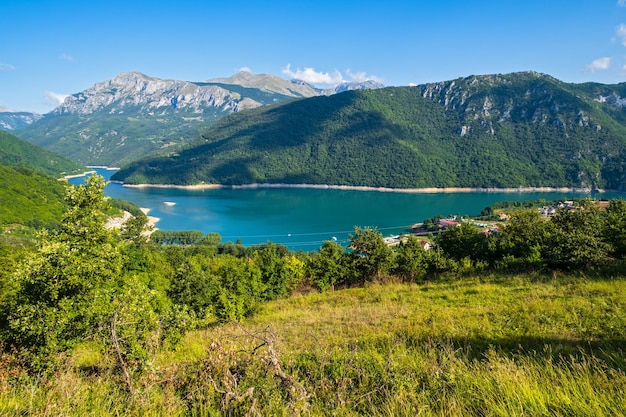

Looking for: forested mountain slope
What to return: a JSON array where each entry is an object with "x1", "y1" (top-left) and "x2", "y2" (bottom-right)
[
  {"x1": 112, "y1": 72, "x2": 626, "y2": 189},
  {"x1": 0, "y1": 164, "x2": 67, "y2": 226},
  {"x1": 0, "y1": 130, "x2": 84, "y2": 177}
]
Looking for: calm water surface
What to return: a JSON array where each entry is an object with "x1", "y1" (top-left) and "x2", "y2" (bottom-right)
[{"x1": 71, "y1": 168, "x2": 622, "y2": 251}]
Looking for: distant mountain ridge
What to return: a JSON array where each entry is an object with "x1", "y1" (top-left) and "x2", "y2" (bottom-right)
[
  {"x1": 205, "y1": 71, "x2": 321, "y2": 97},
  {"x1": 15, "y1": 71, "x2": 384, "y2": 166},
  {"x1": 51, "y1": 71, "x2": 318, "y2": 116},
  {"x1": 0, "y1": 111, "x2": 42, "y2": 130},
  {"x1": 111, "y1": 71, "x2": 626, "y2": 190}
]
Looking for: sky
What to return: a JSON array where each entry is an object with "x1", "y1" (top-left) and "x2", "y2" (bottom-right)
[{"x1": 2, "y1": 0, "x2": 626, "y2": 114}]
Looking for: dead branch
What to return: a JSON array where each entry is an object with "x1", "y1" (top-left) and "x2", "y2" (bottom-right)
[{"x1": 111, "y1": 312, "x2": 134, "y2": 394}]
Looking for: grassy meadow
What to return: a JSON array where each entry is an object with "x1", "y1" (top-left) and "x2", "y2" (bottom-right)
[{"x1": 1, "y1": 272, "x2": 625, "y2": 416}]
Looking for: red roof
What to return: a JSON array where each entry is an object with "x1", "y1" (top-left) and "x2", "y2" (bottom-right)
[{"x1": 438, "y1": 219, "x2": 458, "y2": 226}]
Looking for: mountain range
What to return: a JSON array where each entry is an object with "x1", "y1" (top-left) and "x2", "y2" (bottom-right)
[
  {"x1": 111, "y1": 71, "x2": 626, "y2": 190},
  {"x1": 7, "y1": 70, "x2": 626, "y2": 190},
  {"x1": 12, "y1": 71, "x2": 384, "y2": 167}
]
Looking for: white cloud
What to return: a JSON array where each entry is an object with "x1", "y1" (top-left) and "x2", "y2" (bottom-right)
[
  {"x1": 616, "y1": 24, "x2": 626, "y2": 46},
  {"x1": 586, "y1": 57, "x2": 612, "y2": 72},
  {"x1": 59, "y1": 53, "x2": 74, "y2": 62},
  {"x1": 408, "y1": 82, "x2": 417, "y2": 87},
  {"x1": 238, "y1": 66, "x2": 251, "y2": 73},
  {"x1": 346, "y1": 69, "x2": 368, "y2": 82},
  {"x1": 346, "y1": 69, "x2": 383, "y2": 84},
  {"x1": 45, "y1": 91, "x2": 69, "y2": 107},
  {"x1": 0, "y1": 62, "x2": 16, "y2": 71},
  {"x1": 282, "y1": 64, "x2": 344, "y2": 86},
  {"x1": 619, "y1": 0, "x2": 626, "y2": 6},
  {"x1": 282, "y1": 64, "x2": 382, "y2": 86}
]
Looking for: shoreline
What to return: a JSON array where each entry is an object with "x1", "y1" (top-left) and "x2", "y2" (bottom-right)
[
  {"x1": 122, "y1": 182, "x2": 615, "y2": 194},
  {"x1": 86, "y1": 165, "x2": 121, "y2": 170},
  {"x1": 140, "y1": 207, "x2": 160, "y2": 231},
  {"x1": 63, "y1": 170, "x2": 97, "y2": 180},
  {"x1": 121, "y1": 182, "x2": 223, "y2": 190},
  {"x1": 71, "y1": 168, "x2": 622, "y2": 194},
  {"x1": 62, "y1": 166, "x2": 119, "y2": 181}
]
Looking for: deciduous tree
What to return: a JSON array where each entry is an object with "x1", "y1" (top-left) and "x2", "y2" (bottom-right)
[{"x1": 348, "y1": 227, "x2": 394, "y2": 283}]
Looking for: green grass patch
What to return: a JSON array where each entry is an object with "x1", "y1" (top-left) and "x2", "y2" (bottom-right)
[{"x1": 1, "y1": 273, "x2": 625, "y2": 415}]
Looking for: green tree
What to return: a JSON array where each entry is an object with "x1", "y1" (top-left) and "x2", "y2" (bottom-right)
[
  {"x1": 393, "y1": 236, "x2": 428, "y2": 282},
  {"x1": 603, "y1": 199, "x2": 626, "y2": 259},
  {"x1": 307, "y1": 240, "x2": 347, "y2": 291},
  {"x1": 498, "y1": 210, "x2": 553, "y2": 270},
  {"x1": 424, "y1": 247, "x2": 456, "y2": 275},
  {"x1": 347, "y1": 227, "x2": 394, "y2": 284},
  {"x1": 168, "y1": 252, "x2": 266, "y2": 322},
  {"x1": 0, "y1": 240, "x2": 33, "y2": 338},
  {"x1": 436, "y1": 222, "x2": 490, "y2": 262},
  {"x1": 5, "y1": 175, "x2": 181, "y2": 384},
  {"x1": 545, "y1": 200, "x2": 611, "y2": 270},
  {"x1": 120, "y1": 213, "x2": 150, "y2": 244},
  {"x1": 168, "y1": 254, "x2": 220, "y2": 320},
  {"x1": 213, "y1": 255, "x2": 265, "y2": 321},
  {"x1": 6, "y1": 175, "x2": 124, "y2": 364},
  {"x1": 200, "y1": 232, "x2": 222, "y2": 246},
  {"x1": 253, "y1": 243, "x2": 292, "y2": 300}
]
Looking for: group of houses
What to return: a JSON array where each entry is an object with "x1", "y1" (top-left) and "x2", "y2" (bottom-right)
[
  {"x1": 539, "y1": 201, "x2": 575, "y2": 217},
  {"x1": 383, "y1": 234, "x2": 432, "y2": 250}
]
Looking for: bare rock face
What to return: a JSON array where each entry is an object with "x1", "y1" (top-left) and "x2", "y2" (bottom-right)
[
  {"x1": 52, "y1": 72, "x2": 248, "y2": 115},
  {"x1": 51, "y1": 71, "x2": 385, "y2": 116}
]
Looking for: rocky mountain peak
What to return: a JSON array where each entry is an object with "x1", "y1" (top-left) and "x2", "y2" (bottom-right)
[
  {"x1": 206, "y1": 71, "x2": 320, "y2": 98},
  {"x1": 52, "y1": 72, "x2": 243, "y2": 116},
  {"x1": 108, "y1": 71, "x2": 153, "y2": 84},
  {"x1": 414, "y1": 71, "x2": 614, "y2": 137},
  {"x1": 45, "y1": 70, "x2": 385, "y2": 117}
]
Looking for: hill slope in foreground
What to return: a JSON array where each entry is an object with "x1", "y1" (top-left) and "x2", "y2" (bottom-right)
[
  {"x1": 5, "y1": 274, "x2": 625, "y2": 415},
  {"x1": 113, "y1": 71, "x2": 626, "y2": 190}
]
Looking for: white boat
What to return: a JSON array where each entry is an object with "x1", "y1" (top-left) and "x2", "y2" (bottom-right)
[{"x1": 163, "y1": 201, "x2": 176, "y2": 207}]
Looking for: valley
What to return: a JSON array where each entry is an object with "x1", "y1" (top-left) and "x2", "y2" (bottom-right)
[
  {"x1": 4, "y1": 2, "x2": 626, "y2": 414},
  {"x1": 1, "y1": 69, "x2": 625, "y2": 417}
]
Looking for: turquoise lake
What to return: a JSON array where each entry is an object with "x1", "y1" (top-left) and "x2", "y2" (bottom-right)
[{"x1": 71, "y1": 168, "x2": 623, "y2": 251}]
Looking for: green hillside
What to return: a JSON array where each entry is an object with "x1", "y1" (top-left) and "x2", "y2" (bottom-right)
[
  {"x1": 0, "y1": 130, "x2": 84, "y2": 177},
  {"x1": 112, "y1": 72, "x2": 626, "y2": 189},
  {"x1": 0, "y1": 164, "x2": 67, "y2": 226},
  {"x1": 17, "y1": 112, "x2": 217, "y2": 167}
]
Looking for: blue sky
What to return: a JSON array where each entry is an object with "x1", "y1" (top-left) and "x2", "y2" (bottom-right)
[{"x1": 2, "y1": 0, "x2": 626, "y2": 114}]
